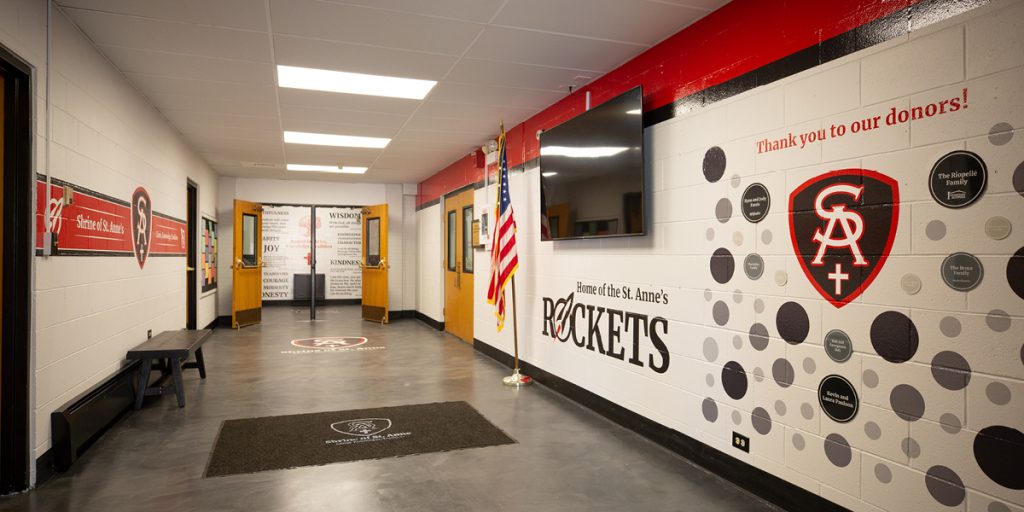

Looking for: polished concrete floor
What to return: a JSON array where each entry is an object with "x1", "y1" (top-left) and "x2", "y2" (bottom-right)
[{"x1": 2, "y1": 306, "x2": 779, "y2": 512}]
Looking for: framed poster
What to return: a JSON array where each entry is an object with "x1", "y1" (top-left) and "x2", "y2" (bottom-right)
[{"x1": 201, "y1": 217, "x2": 217, "y2": 292}]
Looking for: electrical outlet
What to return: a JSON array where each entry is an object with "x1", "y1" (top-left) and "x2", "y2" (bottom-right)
[
  {"x1": 732, "y1": 432, "x2": 750, "y2": 453},
  {"x1": 147, "y1": 329, "x2": 152, "y2": 339}
]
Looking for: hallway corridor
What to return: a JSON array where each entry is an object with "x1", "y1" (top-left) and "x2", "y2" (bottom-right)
[{"x1": 2, "y1": 308, "x2": 777, "y2": 512}]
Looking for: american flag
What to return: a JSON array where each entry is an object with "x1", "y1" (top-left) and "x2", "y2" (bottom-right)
[{"x1": 486, "y1": 125, "x2": 519, "y2": 331}]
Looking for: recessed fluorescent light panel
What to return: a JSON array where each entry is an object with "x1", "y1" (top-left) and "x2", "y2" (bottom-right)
[
  {"x1": 284, "y1": 130, "x2": 390, "y2": 149},
  {"x1": 278, "y1": 65, "x2": 437, "y2": 100},
  {"x1": 287, "y1": 164, "x2": 368, "y2": 174}
]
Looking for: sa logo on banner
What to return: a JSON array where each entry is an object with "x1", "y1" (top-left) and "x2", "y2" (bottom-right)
[
  {"x1": 789, "y1": 169, "x2": 899, "y2": 308},
  {"x1": 131, "y1": 187, "x2": 152, "y2": 269}
]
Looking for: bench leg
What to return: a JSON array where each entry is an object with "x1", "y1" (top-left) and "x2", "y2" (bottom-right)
[
  {"x1": 195, "y1": 347, "x2": 207, "y2": 379},
  {"x1": 171, "y1": 358, "x2": 186, "y2": 408},
  {"x1": 135, "y1": 358, "x2": 153, "y2": 410}
]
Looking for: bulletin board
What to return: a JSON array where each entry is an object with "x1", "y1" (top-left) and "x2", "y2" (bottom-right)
[{"x1": 201, "y1": 217, "x2": 217, "y2": 292}]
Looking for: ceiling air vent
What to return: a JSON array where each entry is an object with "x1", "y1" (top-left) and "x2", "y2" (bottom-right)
[{"x1": 241, "y1": 162, "x2": 285, "y2": 170}]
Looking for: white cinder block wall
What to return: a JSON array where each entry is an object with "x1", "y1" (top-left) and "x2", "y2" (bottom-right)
[
  {"x1": 416, "y1": 204, "x2": 442, "y2": 323},
  {"x1": 457, "y1": 2, "x2": 1024, "y2": 511},
  {"x1": 0, "y1": 2, "x2": 220, "y2": 465}
]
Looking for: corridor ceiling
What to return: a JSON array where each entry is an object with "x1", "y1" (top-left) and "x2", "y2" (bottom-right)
[{"x1": 56, "y1": 0, "x2": 728, "y2": 183}]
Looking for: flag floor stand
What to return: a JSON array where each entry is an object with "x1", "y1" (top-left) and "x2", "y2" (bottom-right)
[
  {"x1": 501, "y1": 277, "x2": 532, "y2": 387},
  {"x1": 502, "y1": 369, "x2": 532, "y2": 387}
]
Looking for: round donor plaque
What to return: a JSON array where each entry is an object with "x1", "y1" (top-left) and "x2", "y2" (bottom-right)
[
  {"x1": 824, "y1": 330, "x2": 853, "y2": 363},
  {"x1": 941, "y1": 252, "x2": 984, "y2": 292},
  {"x1": 818, "y1": 374, "x2": 859, "y2": 423},
  {"x1": 741, "y1": 183, "x2": 771, "y2": 223},
  {"x1": 929, "y1": 150, "x2": 987, "y2": 208},
  {"x1": 743, "y1": 253, "x2": 765, "y2": 280}
]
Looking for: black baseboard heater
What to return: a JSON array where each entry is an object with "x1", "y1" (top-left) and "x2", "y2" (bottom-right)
[{"x1": 50, "y1": 361, "x2": 141, "y2": 472}]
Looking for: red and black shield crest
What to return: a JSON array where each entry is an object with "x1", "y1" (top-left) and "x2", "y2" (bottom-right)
[
  {"x1": 789, "y1": 169, "x2": 899, "y2": 308},
  {"x1": 131, "y1": 187, "x2": 152, "y2": 269}
]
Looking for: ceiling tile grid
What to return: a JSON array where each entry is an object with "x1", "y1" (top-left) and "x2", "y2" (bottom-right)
[{"x1": 56, "y1": 0, "x2": 729, "y2": 183}]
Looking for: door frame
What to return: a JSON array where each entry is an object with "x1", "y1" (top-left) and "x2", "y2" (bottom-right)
[
  {"x1": 185, "y1": 179, "x2": 198, "y2": 330},
  {"x1": 0, "y1": 44, "x2": 34, "y2": 494}
]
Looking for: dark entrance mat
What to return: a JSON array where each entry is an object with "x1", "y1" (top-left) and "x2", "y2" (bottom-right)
[{"x1": 205, "y1": 401, "x2": 515, "y2": 477}]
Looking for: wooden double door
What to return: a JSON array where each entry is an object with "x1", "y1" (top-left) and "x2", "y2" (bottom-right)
[{"x1": 444, "y1": 189, "x2": 475, "y2": 343}]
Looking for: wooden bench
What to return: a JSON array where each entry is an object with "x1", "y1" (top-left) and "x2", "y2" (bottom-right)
[{"x1": 126, "y1": 329, "x2": 211, "y2": 409}]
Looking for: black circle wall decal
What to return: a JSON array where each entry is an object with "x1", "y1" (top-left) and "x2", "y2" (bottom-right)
[
  {"x1": 870, "y1": 311, "x2": 919, "y2": 363},
  {"x1": 890, "y1": 383, "x2": 926, "y2": 421},
  {"x1": 703, "y1": 146, "x2": 726, "y2": 183},
  {"x1": 925, "y1": 466, "x2": 966, "y2": 506},
  {"x1": 751, "y1": 407, "x2": 772, "y2": 435},
  {"x1": 824, "y1": 433, "x2": 853, "y2": 467},
  {"x1": 941, "y1": 252, "x2": 984, "y2": 292},
  {"x1": 741, "y1": 183, "x2": 771, "y2": 223},
  {"x1": 776, "y1": 301, "x2": 809, "y2": 344},
  {"x1": 1008, "y1": 247, "x2": 1024, "y2": 301},
  {"x1": 930, "y1": 351, "x2": 971, "y2": 391},
  {"x1": 974, "y1": 425, "x2": 1024, "y2": 490},
  {"x1": 721, "y1": 361, "x2": 748, "y2": 400},
  {"x1": 1014, "y1": 160, "x2": 1024, "y2": 198},
  {"x1": 749, "y1": 323, "x2": 770, "y2": 351},
  {"x1": 929, "y1": 150, "x2": 987, "y2": 208},
  {"x1": 818, "y1": 374, "x2": 859, "y2": 423},
  {"x1": 710, "y1": 248, "x2": 735, "y2": 284}
]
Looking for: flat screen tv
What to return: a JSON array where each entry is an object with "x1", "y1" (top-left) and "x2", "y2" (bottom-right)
[{"x1": 539, "y1": 86, "x2": 644, "y2": 241}]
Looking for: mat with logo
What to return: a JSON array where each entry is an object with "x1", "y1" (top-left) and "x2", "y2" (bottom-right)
[{"x1": 205, "y1": 401, "x2": 515, "y2": 477}]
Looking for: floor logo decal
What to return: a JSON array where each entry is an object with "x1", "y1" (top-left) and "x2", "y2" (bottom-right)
[
  {"x1": 789, "y1": 169, "x2": 899, "y2": 307},
  {"x1": 326, "y1": 417, "x2": 411, "y2": 446}
]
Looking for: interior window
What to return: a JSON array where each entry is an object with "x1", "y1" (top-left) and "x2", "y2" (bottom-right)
[
  {"x1": 462, "y1": 206, "x2": 474, "y2": 273},
  {"x1": 241, "y1": 213, "x2": 257, "y2": 266},
  {"x1": 366, "y1": 217, "x2": 381, "y2": 266},
  {"x1": 447, "y1": 210, "x2": 456, "y2": 271}
]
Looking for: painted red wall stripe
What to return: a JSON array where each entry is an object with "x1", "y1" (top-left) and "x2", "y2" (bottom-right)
[{"x1": 417, "y1": 0, "x2": 931, "y2": 207}]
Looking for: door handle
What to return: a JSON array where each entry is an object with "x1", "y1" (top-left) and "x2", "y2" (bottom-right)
[{"x1": 186, "y1": 266, "x2": 195, "y2": 272}]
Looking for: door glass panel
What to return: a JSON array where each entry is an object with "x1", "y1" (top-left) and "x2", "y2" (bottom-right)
[
  {"x1": 462, "y1": 206, "x2": 474, "y2": 273},
  {"x1": 241, "y1": 213, "x2": 257, "y2": 266},
  {"x1": 447, "y1": 210, "x2": 456, "y2": 271},
  {"x1": 366, "y1": 217, "x2": 381, "y2": 267}
]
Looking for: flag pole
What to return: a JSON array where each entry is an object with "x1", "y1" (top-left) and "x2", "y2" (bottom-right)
[{"x1": 502, "y1": 276, "x2": 531, "y2": 387}]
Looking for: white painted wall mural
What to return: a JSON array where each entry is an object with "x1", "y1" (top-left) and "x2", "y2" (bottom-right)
[
  {"x1": 262, "y1": 205, "x2": 362, "y2": 301},
  {"x1": 472, "y1": 3, "x2": 1024, "y2": 511}
]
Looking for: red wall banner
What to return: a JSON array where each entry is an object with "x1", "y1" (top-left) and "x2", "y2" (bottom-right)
[{"x1": 35, "y1": 177, "x2": 187, "y2": 264}]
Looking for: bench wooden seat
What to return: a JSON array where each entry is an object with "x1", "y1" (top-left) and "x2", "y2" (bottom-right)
[{"x1": 126, "y1": 329, "x2": 212, "y2": 409}]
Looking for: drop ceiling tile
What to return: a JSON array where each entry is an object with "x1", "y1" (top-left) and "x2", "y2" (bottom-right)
[
  {"x1": 151, "y1": 94, "x2": 279, "y2": 117},
  {"x1": 445, "y1": 57, "x2": 589, "y2": 91},
  {"x1": 403, "y1": 113, "x2": 502, "y2": 134},
  {"x1": 428, "y1": 81, "x2": 565, "y2": 110},
  {"x1": 318, "y1": 0, "x2": 506, "y2": 23},
  {"x1": 415, "y1": 100, "x2": 538, "y2": 121},
  {"x1": 162, "y1": 111, "x2": 280, "y2": 132},
  {"x1": 57, "y1": 0, "x2": 269, "y2": 31},
  {"x1": 178, "y1": 124, "x2": 283, "y2": 142},
  {"x1": 279, "y1": 104, "x2": 409, "y2": 130},
  {"x1": 195, "y1": 144, "x2": 285, "y2": 163},
  {"x1": 269, "y1": 0, "x2": 481, "y2": 55},
  {"x1": 655, "y1": 0, "x2": 729, "y2": 10},
  {"x1": 399, "y1": 129, "x2": 490, "y2": 144},
  {"x1": 99, "y1": 45, "x2": 274, "y2": 85},
  {"x1": 278, "y1": 88, "x2": 420, "y2": 116},
  {"x1": 125, "y1": 73, "x2": 277, "y2": 102},
  {"x1": 373, "y1": 151, "x2": 455, "y2": 172},
  {"x1": 273, "y1": 35, "x2": 456, "y2": 81},
  {"x1": 493, "y1": 0, "x2": 704, "y2": 45},
  {"x1": 386, "y1": 137, "x2": 477, "y2": 154},
  {"x1": 283, "y1": 144, "x2": 382, "y2": 165},
  {"x1": 466, "y1": 26, "x2": 645, "y2": 71},
  {"x1": 63, "y1": 8, "x2": 272, "y2": 62}
]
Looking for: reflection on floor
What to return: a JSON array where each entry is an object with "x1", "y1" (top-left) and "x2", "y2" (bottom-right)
[{"x1": 2, "y1": 306, "x2": 779, "y2": 512}]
